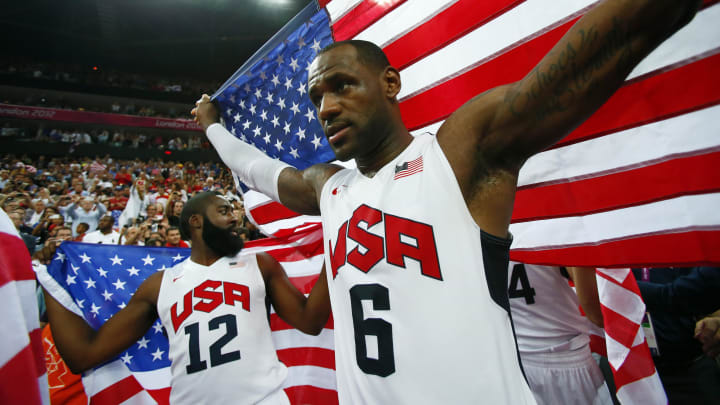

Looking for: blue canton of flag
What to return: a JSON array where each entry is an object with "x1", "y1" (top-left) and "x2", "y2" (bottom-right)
[
  {"x1": 212, "y1": 6, "x2": 336, "y2": 171},
  {"x1": 46, "y1": 242, "x2": 190, "y2": 373}
]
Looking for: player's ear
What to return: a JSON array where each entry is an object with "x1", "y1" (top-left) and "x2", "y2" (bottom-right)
[
  {"x1": 382, "y1": 66, "x2": 401, "y2": 100},
  {"x1": 188, "y1": 214, "x2": 202, "y2": 233}
]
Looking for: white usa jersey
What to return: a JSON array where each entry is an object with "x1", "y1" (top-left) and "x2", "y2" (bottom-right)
[
  {"x1": 319, "y1": 133, "x2": 536, "y2": 404},
  {"x1": 508, "y1": 262, "x2": 596, "y2": 353},
  {"x1": 156, "y1": 253, "x2": 288, "y2": 405}
]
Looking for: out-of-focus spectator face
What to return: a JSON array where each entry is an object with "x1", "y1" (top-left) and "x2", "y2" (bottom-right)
[
  {"x1": 172, "y1": 201, "x2": 184, "y2": 216},
  {"x1": 76, "y1": 222, "x2": 89, "y2": 235},
  {"x1": 73, "y1": 183, "x2": 83, "y2": 193},
  {"x1": 4, "y1": 199, "x2": 20, "y2": 212},
  {"x1": 48, "y1": 214, "x2": 64, "y2": 225},
  {"x1": 56, "y1": 227, "x2": 72, "y2": 241},
  {"x1": 167, "y1": 228, "x2": 181, "y2": 245},
  {"x1": 34, "y1": 200, "x2": 45, "y2": 213},
  {"x1": 8, "y1": 212, "x2": 23, "y2": 229},
  {"x1": 79, "y1": 198, "x2": 93, "y2": 211},
  {"x1": 98, "y1": 216, "x2": 114, "y2": 232},
  {"x1": 146, "y1": 204, "x2": 157, "y2": 217}
]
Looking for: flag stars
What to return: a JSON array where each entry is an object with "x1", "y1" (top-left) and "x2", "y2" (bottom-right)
[
  {"x1": 110, "y1": 255, "x2": 124, "y2": 266},
  {"x1": 79, "y1": 253, "x2": 92, "y2": 263},
  {"x1": 113, "y1": 278, "x2": 127, "y2": 290},
  {"x1": 96, "y1": 267, "x2": 108, "y2": 278},
  {"x1": 233, "y1": 113, "x2": 241, "y2": 123},
  {"x1": 276, "y1": 97, "x2": 286, "y2": 110},
  {"x1": 283, "y1": 121, "x2": 291, "y2": 135},
  {"x1": 127, "y1": 266, "x2": 140, "y2": 276},
  {"x1": 274, "y1": 139, "x2": 284, "y2": 151},
  {"x1": 289, "y1": 102, "x2": 300, "y2": 116},
  {"x1": 172, "y1": 253, "x2": 184, "y2": 262},
  {"x1": 90, "y1": 303, "x2": 101, "y2": 316},
  {"x1": 226, "y1": 108, "x2": 233, "y2": 116},
  {"x1": 254, "y1": 88, "x2": 262, "y2": 98},
  {"x1": 304, "y1": 108, "x2": 316, "y2": 122},
  {"x1": 244, "y1": 83, "x2": 251, "y2": 92},
  {"x1": 297, "y1": 82, "x2": 306, "y2": 96},
  {"x1": 229, "y1": 95, "x2": 236, "y2": 103},
  {"x1": 76, "y1": 299, "x2": 85, "y2": 308},
  {"x1": 259, "y1": 71, "x2": 267, "y2": 80},
  {"x1": 152, "y1": 322, "x2": 164, "y2": 334},
  {"x1": 66, "y1": 275, "x2": 77, "y2": 285},
  {"x1": 253, "y1": 126, "x2": 262, "y2": 137},
  {"x1": 271, "y1": 74, "x2": 280, "y2": 86},
  {"x1": 265, "y1": 92, "x2": 274, "y2": 104},
  {"x1": 311, "y1": 39, "x2": 322, "y2": 53},
  {"x1": 121, "y1": 352, "x2": 133, "y2": 365},
  {"x1": 239, "y1": 99, "x2": 246, "y2": 110},
  {"x1": 141, "y1": 254, "x2": 155, "y2": 266},
  {"x1": 102, "y1": 289, "x2": 113, "y2": 301},
  {"x1": 295, "y1": 127, "x2": 306, "y2": 141},
  {"x1": 240, "y1": 134, "x2": 248, "y2": 142},
  {"x1": 289, "y1": 147, "x2": 300, "y2": 159},
  {"x1": 83, "y1": 278, "x2": 96, "y2": 289},
  {"x1": 151, "y1": 348, "x2": 165, "y2": 361},
  {"x1": 242, "y1": 120, "x2": 251, "y2": 130},
  {"x1": 263, "y1": 133, "x2": 272, "y2": 144},
  {"x1": 284, "y1": 77, "x2": 293, "y2": 91},
  {"x1": 260, "y1": 110, "x2": 268, "y2": 121},
  {"x1": 53, "y1": 252, "x2": 66, "y2": 262},
  {"x1": 118, "y1": 302, "x2": 127, "y2": 309},
  {"x1": 298, "y1": 36, "x2": 306, "y2": 48},
  {"x1": 137, "y1": 336, "x2": 150, "y2": 349},
  {"x1": 249, "y1": 105, "x2": 257, "y2": 115},
  {"x1": 311, "y1": 135, "x2": 323, "y2": 150},
  {"x1": 271, "y1": 115, "x2": 280, "y2": 128},
  {"x1": 71, "y1": 264, "x2": 80, "y2": 274},
  {"x1": 276, "y1": 54, "x2": 284, "y2": 64},
  {"x1": 289, "y1": 57, "x2": 300, "y2": 71}
]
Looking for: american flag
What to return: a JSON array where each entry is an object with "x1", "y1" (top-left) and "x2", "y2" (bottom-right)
[
  {"x1": 393, "y1": 156, "x2": 423, "y2": 180},
  {"x1": 209, "y1": 0, "x2": 719, "y2": 403},
  {"x1": 1, "y1": 210, "x2": 49, "y2": 404},
  {"x1": 36, "y1": 226, "x2": 331, "y2": 405}
]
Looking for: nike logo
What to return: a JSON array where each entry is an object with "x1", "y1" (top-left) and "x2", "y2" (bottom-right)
[{"x1": 173, "y1": 275, "x2": 184, "y2": 282}]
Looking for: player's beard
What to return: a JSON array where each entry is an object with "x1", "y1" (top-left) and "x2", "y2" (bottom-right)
[{"x1": 202, "y1": 215, "x2": 244, "y2": 257}]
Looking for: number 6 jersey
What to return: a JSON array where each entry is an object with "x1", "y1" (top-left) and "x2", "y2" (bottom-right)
[
  {"x1": 156, "y1": 253, "x2": 288, "y2": 405},
  {"x1": 319, "y1": 133, "x2": 536, "y2": 404}
]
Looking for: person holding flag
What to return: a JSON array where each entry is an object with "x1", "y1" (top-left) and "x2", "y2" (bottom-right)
[
  {"x1": 42, "y1": 192, "x2": 330, "y2": 404},
  {"x1": 193, "y1": 0, "x2": 701, "y2": 403}
]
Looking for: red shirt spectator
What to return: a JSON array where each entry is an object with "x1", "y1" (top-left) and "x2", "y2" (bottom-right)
[{"x1": 114, "y1": 168, "x2": 132, "y2": 185}]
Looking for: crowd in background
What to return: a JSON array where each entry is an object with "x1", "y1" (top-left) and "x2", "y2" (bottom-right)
[
  {"x1": 1, "y1": 121, "x2": 207, "y2": 150},
  {"x1": 0, "y1": 59, "x2": 220, "y2": 100},
  {"x1": 1, "y1": 154, "x2": 264, "y2": 263}
]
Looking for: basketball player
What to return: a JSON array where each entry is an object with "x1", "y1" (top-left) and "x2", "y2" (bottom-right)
[
  {"x1": 43, "y1": 192, "x2": 330, "y2": 404},
  {"x1": 508, "y1": 262, "x2": 611, "y2": 404},
  {"x1": 193, "y1": 1, "x2": 699, "y2": 402}
]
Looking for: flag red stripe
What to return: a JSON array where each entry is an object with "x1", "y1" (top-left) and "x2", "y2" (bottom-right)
[
  {"x1": 0, "y1": 343, "x2": 45, "y2": 405},
  {"x1": 610, "y1": 342, "x2": 658, "y2": 384},
  {"x1": 250, "y1": 201, "x2": 302, "y2": 225},
  {"x1": 146, "y1": 387, "x2": 171, "y2": 405},
  {"x1": 277, "y1": 347, "x2": 336, "y2": 368},
  {"x1": 264, "y1": 239, "x2": 325, "y2": 262},
  {"x1": 513, "y1": 150, "x2": 720, "y2": 222},
  {"x1": 599, "y1": 306, "x2": 641, "y2": 347},
  {"x1": 331, "y1": 0, "x2": 407, "y2": 42},
  {"x1": 510, "y1": 229, "x2": 720, "y2": 268},
  {"x1": 284, "y1": 385, "x2": 339, "y2": 405},
  {"x1": 554, "y1": 51, "x2": 720, "y2": 148},
  {"x1": 383, "y1": 0, "x2": 524, "y2": 70},
  {"x1": 288, "y1": 273, "x2": 321, "y2": 294},
  {"x1": 29, "y1": 327, "x2": 45, "y2": 379},
  {"x1": 271, "y1": 313, "x2": 334, "y2": 331},
  {"x1": 0, "y1": 233, "x2": 35, "y2": 287},
  {"x1": 89, "y1": 375, "x2": 144, "y2": 405},
  {"x1": 399, "y1": 16, "x2": 578, "y2": 130}
]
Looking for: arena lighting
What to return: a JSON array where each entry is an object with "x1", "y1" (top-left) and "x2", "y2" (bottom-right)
[
  {"x1": 92, "y1": 66, "x2": 99, "y2": 71},
  {"x1": 260, "y1": 0, "x2": 294, "y2": 6},
  {"x1": 164, "y1": 150, "x2": 172, "y2": 155}
]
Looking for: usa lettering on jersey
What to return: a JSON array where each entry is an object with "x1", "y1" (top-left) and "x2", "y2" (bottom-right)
[
  {"x1": 170, "y1": 280, "x2": 250, "y2": 332},
  {"x1": 328, "y1": 204, "x2": 442, "y2": 281}
]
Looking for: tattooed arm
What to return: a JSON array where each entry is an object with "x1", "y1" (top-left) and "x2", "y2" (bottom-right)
[{"x1": 436, "y1": 0, "x2": 700, "y2": 236}]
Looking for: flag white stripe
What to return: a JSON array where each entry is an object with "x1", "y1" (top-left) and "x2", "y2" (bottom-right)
[
  {"x1": 396, "y1": 0, "x2": 597, "y2": 100},
  {"x1": 272, "y1": 328, "x2": 335, "y2": 351},
  {"x1": 325, "y1": 0, "x2": 363, "y2": 23},
  {"x1": 131, "y1": 366, "x2": 172, "y2": 390},
  {"x1": 283, "y1": 365, "x2": 338, "y2": 391},
  {"x1": 518, "y1": 104, "x2": 720, "y2": 187},
  {"x1": 82, "y1": 359, "x2": 136, "y2": 396},
  {"x1": 0, "y1": 281, "x2": 37, "y2": 366},
  {"x1": 34, "y1": 263, "x2": 84, "y2": 318},
  {"x1": 604, "y1": 333, "x2": 631, "y2": 370},
  {"x1": 353, "y1": 0, "x2": 456, "y2": 48},
  {"x1": 510, "y1": 193, "x2": 720, "y2": 250},
  {"x1": 596, "y1": 275, "x2": 646, "y2": 323},
  {"x1": 616, "y1": 372, "x2": 667, "y2": 405},
  {"x1": 627, "y1": 4, "x2": 720, "y2": 80}
]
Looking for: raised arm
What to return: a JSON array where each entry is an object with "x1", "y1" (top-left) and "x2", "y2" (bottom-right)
[
  {"x1": 43, "y1": 271, "x2": 162, "y2": 373},
  {"x1": 192, "y1": 95, "x2": 340, "y2": 215},
  {"x1": 438, "y1": 0, "x2": 700, "y2": 233},
  {"x1": 257, "y1": 253, "x2": 330, "y2": 335}
]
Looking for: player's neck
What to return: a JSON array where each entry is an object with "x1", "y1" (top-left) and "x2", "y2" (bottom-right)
[
  {"x1": 189, "y1": 243, "x2": 222, "y2": 266},
  {"x1": 356, "y1": 126, "x2": 413, "y2": 178}
]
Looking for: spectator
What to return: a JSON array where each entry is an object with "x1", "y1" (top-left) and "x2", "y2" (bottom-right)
[
  {"x1": 60, "y1": 196, "x2": 107, "y2": 236},
  {"x1": 82, "y1": 215, "x2": 119, "y2": 244},
  {"x1": 8, "y1": 210, "x2": 38, "y2": 254},
  {"x1": 165, "y1": 226, "x2": 189, "y2": 248},
  {"x1": 73, "y1": 222, "x2": 89, "y2": 241}
]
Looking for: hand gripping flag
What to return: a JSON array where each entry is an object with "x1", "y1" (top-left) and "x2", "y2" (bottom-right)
[
  {"x1": 35, "y1": 226, "x2": 334, "y2": 405},
  {"x1": 210, "y1": 0, "x2": 720, "y2": 403}
]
